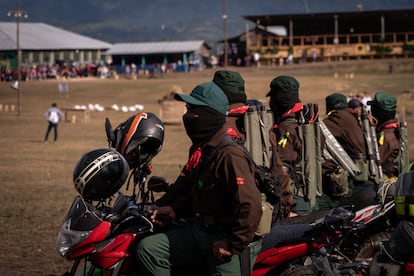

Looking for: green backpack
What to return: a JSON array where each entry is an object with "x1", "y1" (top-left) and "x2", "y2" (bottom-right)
[
  {"x1": 296, "y1": 103, "x2": 323, "y2": 208},
  {"x1": 243, "y1": 99, "x2": 273, "y2": 167}
]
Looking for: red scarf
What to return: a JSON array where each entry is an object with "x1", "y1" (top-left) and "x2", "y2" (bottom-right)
[
  {"x1": 273, "y1": 103, "x2": 303, "y2": 129},
  {"x1": 380, "y1": 122, "x2": 400, "y2": 131},
  {"x1": 185, "y1": 147, "x2": 202, "y2": 170}
]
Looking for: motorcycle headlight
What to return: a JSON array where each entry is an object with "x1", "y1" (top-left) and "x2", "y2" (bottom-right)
[{"x1": 56, "y1": 218, "x2": 92, "y2": 257}]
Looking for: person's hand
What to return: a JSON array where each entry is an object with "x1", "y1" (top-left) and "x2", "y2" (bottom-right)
[
  {"x1": 212, "y1": 239, "x2": 232, "y2": 263},
  {"x1": 150, "y1": 206, "x2": 176, "y2": 226},
  {"x1": 288, "y1": 211, "x2": 298, "y2": 217}
]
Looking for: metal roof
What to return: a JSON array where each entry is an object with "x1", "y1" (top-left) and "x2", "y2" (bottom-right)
[
  {"x1": 106, "y1": 40, "x2": 210, "y2": 55},
  {"x1": 224, "y1": 25, "x2": 287, "y2": 43},
  {"x1": 243, "y1": 9, "x2": 414, "y2": 36},
  {"x1": 0, "y1": 22, "x2": 112, "y2": 50}
]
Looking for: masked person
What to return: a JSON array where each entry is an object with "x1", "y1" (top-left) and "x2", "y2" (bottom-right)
[
  {"x1": 322, "y1": 93, "x2": 376, "y2": 210},
  {"x1": 267, "y1": 75, "x2": 311, "y2": 213},
  {"x1": 212, "y1": 69, "x2": 248, "y2": 143},
  {"x1": 368, "y1": 92, "x2": 400, "y2": 178},
  {"x1": 136, "y1": 82, "x2": 262, "y2": 276},
  {"x1": 155, "y1": 70, "x2": 249, "y2": 209},
  {"x1": 214, "y1": 70, "x2": 294, "y2": 220}
]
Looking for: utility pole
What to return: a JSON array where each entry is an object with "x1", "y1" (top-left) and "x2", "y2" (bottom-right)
[
  {"x1": 8, "y1": 0, "x2": 28, "y2": 116},
  {"x1": 223, "y1": 0, "x2": 228, "y2": 67}
]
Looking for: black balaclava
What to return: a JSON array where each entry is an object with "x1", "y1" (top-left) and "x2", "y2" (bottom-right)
[
  {"x1": 183, "y1": 106, "x2": 225, "y2": 145},
  {"x1": 371, "y1": 105, "x2": 396, "y2": 125},
  {"x1": 269, "y1": 92, "x2": 298, "y2": 119}
]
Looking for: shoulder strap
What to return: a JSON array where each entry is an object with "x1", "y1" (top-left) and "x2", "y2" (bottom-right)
[
  {"x1": 199, "y1": 135, "x2": 239, "y2": 171},
  {"x1": 216, "y1": 134, "x2": 238, "y2": 150}
]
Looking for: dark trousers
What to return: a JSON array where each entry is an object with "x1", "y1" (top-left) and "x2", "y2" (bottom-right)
[{"x1": 44, "y1": 122, "x2": 58, "y2": 142}]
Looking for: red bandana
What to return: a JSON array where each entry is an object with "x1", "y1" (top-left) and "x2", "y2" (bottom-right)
[
  {"x1": 226, "y1": 127, "x2": 240, "y2": 139},
  {"x1": 185, "y1": 147, "x2": 202, "y2": 170}
]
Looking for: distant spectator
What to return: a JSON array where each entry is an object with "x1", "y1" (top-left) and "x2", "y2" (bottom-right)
[
  {"x1": 359, "y1": 91, "x2": 372, "y2": 112},
  {"x1": 210, "y1": 55, "x2": 218, "y2": 68},
  {"x1": 348, "y1": 98, "x2": 363, "y2": 121},
  {"x1": 125, "y1": 64, "x2": 131, "y2": 77},
  {"x1": 160, "y1": 63, "x2": 167, "y2": 77},
  {"x1": 312, "y1": 51, "x2": 317, "y2": 62},
  {"x1": 44, "y1": 102, "x2": 64, "y2": 144},
  {"x1": 253, "y1": 52, "x2": 260, "y2": 67},
  {"x1": 286, "y1": 53, "x2": 294, "y2": 64}
]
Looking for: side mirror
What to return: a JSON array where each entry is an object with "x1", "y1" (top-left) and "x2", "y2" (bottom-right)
[
  {"x1": 147, "y1": 176, "x2": 169, "y2": 193},
  {"x1": 105, "y1": 117, "x2": 115, "y2": 147}
]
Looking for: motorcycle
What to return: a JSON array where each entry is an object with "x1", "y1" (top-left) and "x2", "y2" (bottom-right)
[
  {"x1": 57, "y1": 108, "x2": 393, "y2": 276},
  {"x1": 254, "y1": 178, "x2": 397, "y2": 276},
  {"x1": 56, "y1": 158, "x2": 170, "y2": 276},
  {"x1": 56, "y1": 140, "x2": 397, "y2": 276},
  {"x1": 56, "y1": 154, "x2": 360, "y2": 276}
]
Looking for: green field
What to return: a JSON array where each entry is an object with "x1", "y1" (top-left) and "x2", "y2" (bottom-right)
[{"x1": 0, "y1": 59, "x2": 413, "y2": 275}]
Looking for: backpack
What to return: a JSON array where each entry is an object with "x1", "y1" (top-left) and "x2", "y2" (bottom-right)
[
  {"x1": 279, "y1": 103, "x2": 323, "y2": 209},
  {"x1": 215, "y1": 135, "x2": 281, "y2": 204},
  {"x1": 208, "y1": 135, "x2": 282, "y2": 226},
  {"x1": 242, "y1": 100, "x2": 283, "y2": 222},
  {"x1": 243, "y1": 99, "x2": 273, "y2": 167},
  {"x1": 242, "y1": 101, "x2": 335, "y2": 215},
  {"x1": 296, "y1": 103, "x2": 323, "y2": 208}
]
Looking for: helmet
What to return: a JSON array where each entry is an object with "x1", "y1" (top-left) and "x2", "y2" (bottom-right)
[
  {"x1": 110, "y1": 112, "x2": 164, "y2": 168},
  {"x1": 73, "y1": 148, "x2": 129, "y2": 201}
]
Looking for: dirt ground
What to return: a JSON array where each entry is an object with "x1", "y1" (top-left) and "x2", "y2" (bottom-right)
[{"x1": 0, "y1": 59, "x2": 413, "y2": 275}]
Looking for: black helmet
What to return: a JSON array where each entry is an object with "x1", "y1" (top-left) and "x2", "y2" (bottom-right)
[
  {"x1": 73, "y1": 148, "x2": 129, "y2": 201},
  {"x1": 108, "y1": 112, "x2": 164, "y2": 169}
]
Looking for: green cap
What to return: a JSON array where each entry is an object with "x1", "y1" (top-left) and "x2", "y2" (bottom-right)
[
  {"x1": 367, "y1": 92, "x2": 397, "y2": 112},
  {"x1": 212, "y1": 70, "x2": 246, "y2": 104},
  {"x1": 174, "y1": 82, "x2": 229, "y2": 115},
  {"x1": 325, "y1": 93, "x2": 348, "y2": 113},
  {"x1": 266, "y1": 75, "x2": 299, "y2": 96}
]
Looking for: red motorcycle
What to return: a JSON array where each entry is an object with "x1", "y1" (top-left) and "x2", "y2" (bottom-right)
[
  {"x1": 56, "y1": 136, "x2": 397, "y2": 276},
  {"x1": 56, "y1": 192, "x2": 160, "y2": 275},
  {"x1": 57, "y1": 191, "x2": 393, "y2": 275},
  {"x1": 56, "y1": 145, "x2": 169, "y2": 276},
  {"x1": 252, "y1": 198, "x2": 395, "y2": 276},
  {"x1": 56, "y1": 182, "x2": 350, "y2": 276},
  {"x1": 57, "y1": 108, "x2": 393, "y2": 275},
  {"x1": 56, "y1": 145, "x2": 348, "y2": 276}
]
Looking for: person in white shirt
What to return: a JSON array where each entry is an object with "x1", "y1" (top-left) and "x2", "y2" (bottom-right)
[{"x1": 44, "y1": 102, "x2": 64, "y2": 144}]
